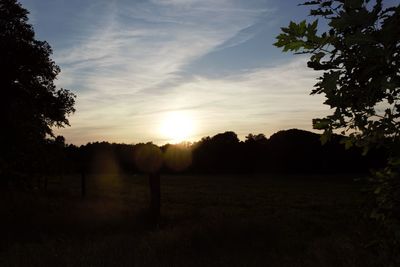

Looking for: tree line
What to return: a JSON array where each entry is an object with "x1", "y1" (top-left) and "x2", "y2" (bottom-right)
[{"x1": 58, "y1": 129, "x2": 386, "y2": 176}]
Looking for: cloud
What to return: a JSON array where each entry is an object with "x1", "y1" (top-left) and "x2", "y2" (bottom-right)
[
  {"x1": 149, "y1": 57, "x2": 330, "y2": 138},
  {"x1": 56, "y1": 56, "x2": 330, "y2": 145},
  {"x1": 21, "y1": 0, "x2": 331, "y2": 145},
  {"x1": 49, "y1": 0, "x2": 280, "y2": 143},
  {"x1": 46, "y1": 1, "x2": 329, "y2": 145},
  {"x1": 54, "y1": 0, "x2": 269, "y2": 92}
]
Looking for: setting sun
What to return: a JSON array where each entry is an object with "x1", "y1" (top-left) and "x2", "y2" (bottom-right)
[{"x1": 160, "y1": 112, "x2": 195, "y2": 143}]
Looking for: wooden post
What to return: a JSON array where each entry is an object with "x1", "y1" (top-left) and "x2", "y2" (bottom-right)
[
  {"x1": 149, "y1": 172, "x2": 161, "y2": 225},
  {"x1": 134, "y1": 143, "x2": 163, "y2": 227}
]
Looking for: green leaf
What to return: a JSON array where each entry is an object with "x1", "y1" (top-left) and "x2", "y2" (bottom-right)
[
  {"x1": 361, "y1": 146, "x2": 369, "y2": 156},
  {"x1": 344, "y1": 0, "x2": 363, "y2": 9},
  {"x1": 389, "y1": 157, "x2": 400, "y2": 166},
  {"x1": 321, "y1": 1, "x2": 333, "y2": 7},
  {"x1": 343, "y1": 138, "x2": 354, "y2": 150},
  {"x1": 320, "y1": 132, "x2": 330, "y2": 145},
  {"x1": 287, "y1": 41, "x2": 305, "y2": 51},
  {"x1": 313, "y1": 118, "x2": 331, "y2": 129},
  {"x1": 311, "y1": 51, "x2": 325, "y2": 63},
  {"x1": 310, "y1": 9, "x2": 334, "y2": 16},
  {"x1": 374, "y1": 186, "x2": 382, "y2": 194},
  {"x1": 320, "y1": 71, "x2": 340, "y2": 92},
  {"x1": 301, "y1": 1, "x2": 319, "y2": 5},
  {"x1": 299, "y1": 20, "x2": 307, "y2": 35}
]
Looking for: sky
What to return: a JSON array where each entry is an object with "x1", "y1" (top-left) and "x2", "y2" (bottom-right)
[{"x1": 20, "y1": 0, "x2": 332, "y2": 145}]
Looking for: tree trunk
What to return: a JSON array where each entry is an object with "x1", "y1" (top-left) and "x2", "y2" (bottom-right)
[{"x1": 148, "y1": 172, "x2": 161, "y2": 225}]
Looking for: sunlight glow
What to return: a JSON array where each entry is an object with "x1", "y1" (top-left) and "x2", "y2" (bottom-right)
[{"x1": 159, "y1": 112, "x2": 195, "y2": 143}]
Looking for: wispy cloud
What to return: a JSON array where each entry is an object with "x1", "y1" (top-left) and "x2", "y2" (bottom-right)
[
  {"x1": 55, "y1": 0, "x2": 269, "y2": 91},
  {"x1": 49, "y1": 0, "x2": 281, "y2": 143},
  {"x1": 42, "y1": 0, "x2": 329, "y2": 145},
  {"x1": 57, "y1": 56, "x2": 330, "y2": 144}
]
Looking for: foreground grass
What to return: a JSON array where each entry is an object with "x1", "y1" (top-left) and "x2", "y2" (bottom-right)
[{"x1": 0, "y1": 174, "x2": 395, "y2": 266}]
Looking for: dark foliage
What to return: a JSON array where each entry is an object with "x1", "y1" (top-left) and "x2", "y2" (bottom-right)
[
  {"x1": 0, "y1": 0, "x2": 75, "y2": 186},
  {"x1": 64, "y1": 129, "x2": 386, "y2": 176},
  {"x1": 274, "y1": 0, "x2": 400, "y2": 242}
]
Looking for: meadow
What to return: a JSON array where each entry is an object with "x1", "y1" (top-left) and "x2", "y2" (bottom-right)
[{"x1": 0, "y1": 174, "x2": 395, "y2": 266}]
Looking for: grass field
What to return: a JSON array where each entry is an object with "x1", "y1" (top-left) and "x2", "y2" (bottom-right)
[{"x1": 0, "y1": 173, "x2": 395, "y2": 266}]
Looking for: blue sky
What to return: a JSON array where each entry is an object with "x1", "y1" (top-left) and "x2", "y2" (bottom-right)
[{"x1": 20, "y1": 0, "x2": 331, "y2": 144}]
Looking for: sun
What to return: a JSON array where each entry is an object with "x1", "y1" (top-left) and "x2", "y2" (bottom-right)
[{"x1": 160, "y1": 112, "x2": 195, "y2": 143}]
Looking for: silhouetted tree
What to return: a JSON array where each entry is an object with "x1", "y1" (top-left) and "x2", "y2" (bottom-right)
[
  {"x1": 0, "y1": 0, "x2": 75, "y2": 186},
  {"x1": 65, "y1": 129, "x2": 384, "y2": 177},
  {"x1": 192, "y1": 131, "x2": 242, "y2": 173},
  {"x1": 40, "y1": 136, "x2": 67, "y2": 191},
  {"x1": 242, "y1": 133, "x2": 268, "y2": 172},
  {"x1": 275, "y1": 0, "x2": 399, "y2": 239},
  {"x1": 245, "y1": 133, "x2": 267, "y2": 144}
]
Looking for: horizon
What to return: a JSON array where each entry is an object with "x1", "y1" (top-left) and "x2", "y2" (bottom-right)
[
  {"x1": 20, "y1": 0, "x2": 332, "y2": 145},
  {"x1": 68, "y1": 127, "x2": 319, "y2": 147},
  {"x1": 66, "y1": 128, "x2": 310, "y2": 147}
]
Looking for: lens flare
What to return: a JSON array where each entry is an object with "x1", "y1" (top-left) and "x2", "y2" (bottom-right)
[{"x1": 164, "y1": 145, "x2": 192, "y2": 171}]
